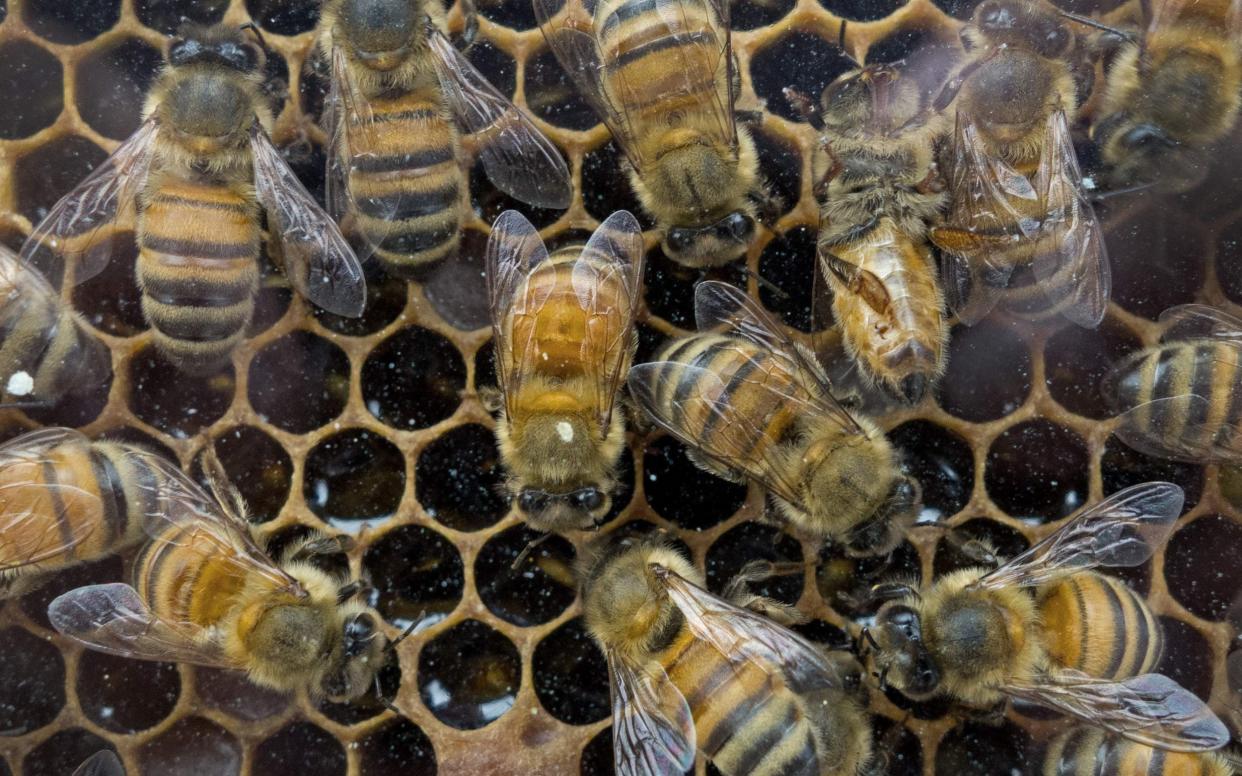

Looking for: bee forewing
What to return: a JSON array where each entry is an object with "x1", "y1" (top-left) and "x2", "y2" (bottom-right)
[
  {"x1": 485, "y1": 209, "x2": 552, "y2": 411},
  {"x1": 1157, "y1": 303, "x2": 1242, "y2": 343},
  {"x1": 72, "y1": 751, "x2": 126, "y2": 776},
  {"x1": 607, "y1": 648, "x2": 697, "y2": 776}
]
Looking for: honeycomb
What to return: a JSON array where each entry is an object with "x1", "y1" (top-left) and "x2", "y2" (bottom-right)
[{"x1": 0, "y1": 0, "x2": 1239, "y2": 773}]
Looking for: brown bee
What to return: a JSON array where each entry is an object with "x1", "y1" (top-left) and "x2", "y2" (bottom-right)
[{"x1": 1042, "y1": 728, "x2": 1234, "y2": 776}]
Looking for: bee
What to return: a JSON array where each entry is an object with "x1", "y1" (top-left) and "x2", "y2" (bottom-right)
[
  {"x1": 1042, "y1": 728, "x2": 1234, "y2": 776},
  {"x1": 20, "y1": 24, "x2": 365, "y2": 376},
  {"x1": 48, "y1": 447, "x2": 390, "y2": 701},
  {"x1": 0, "y1": 245, "x2": 109, "y2": 407},
  {"x1": 929, "y1": 0, "x2": 1109, "y2": 328},
  {"x1": 628, "y1": 280, "x2": 920, "y2": 556},
  {"x1": 486, "y1": 209, "x2": 645, "y2": 532},
  {"x1": 1084, "y1": 0, "x2": 1242, "y2": 193},
  {"x1": 316, "y1": 0, "x2": 572, "y2": 278},
  {"x1": 534, "y1": 0, "x2": 764, "y2": 268},
  {"x1": 1103, "y1": 304, "x2": 1242, "y2": 463},
  {"x1": 73, "y1": 752, "x2": 125, "y2": 776},
  {"x1": 578, "y1": 531, "x2": 874, "y2": 776},
  {"x1": 866, "y1": 481, "x2": 1230, "y2": 754},
  {"x1": 0, "y1": 428, "x2": 165, "y2": 599},
  {"x1": 790, "y1": 56, "x2": 949, "y2": 404}
]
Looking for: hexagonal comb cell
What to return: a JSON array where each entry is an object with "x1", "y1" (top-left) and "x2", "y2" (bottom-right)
[
  {"x1": 1165, "y1": 514, "x2": 1242, "y2": 620},
  {"x1": 0, "y1": 626, "x2": 65, "y2": 735},
  {"x1": 1044, "y1": 319, "x2": 1140, "y2": 419},
  {"x1": 77, "y1": 651, "x2": 179, "y2": 733},
  {"x1": 705, "y1": 522, "x2": 804, "y2": 605},
  {"x1": 938, "y1": 319, "x2": 1032, "y2": 422},
  {"x1": 363, "y1": 326, "x2": 466, "y2": 429},
  {"x1": 358, "y1": 719, "x2": 438, "y2": 775},
  {"x1": 985, "y1": 420, "x2": 1089, "y2": 522},
  {"x1": 129, "y1": 346, "x2": 234, "y2": 436},
  {"x1": 0, "y1": 40, "x2": 62, "y2": 140},
  {"x1": 139, "y1": 716, "x2": 241, "y2": 775},
  {"x1": 245, "y1": 0, "x2": 320, "y2": 34},
  {"x1": 533, "y1": 618, "x2": 609, "y2": 724},
  {"x1": 476, "y1": 525, "x2": 577, "y2": 626},
  {"x1": 416, "y1": 424, "x2": 508, "y2": 531},
  {"x1": 365, "y1": 524, "x2": 465, "y2": 630},
  {"x1": 889, "y1": 420, "x2": 974, "y2": 524},
  {"x1": 23, "y1": 0, "x2": 119, "y2": 44},
  {"x1": 23, "y1": 729, "x2": 115, "y2": 776},
  {"x1": 304, "y1": 428, "x2": 406, "y2": 530},
  {"x1": 253, "y1": 721, "x2": 345, "y2": 774},
  {"x1": 643, "y1": 436, "x2": 748, "y2": 529},
  {"x1": 249, "y1": 330, "x2": 350, "y2": 433},
  {"x1": 418, "y1": 618, "x2": 520, "y2": 730},
  {"x1": 75, "y1": 38, "x2": 163, "y2": 141},
  {"x1": 15, "y1": 135, "x2": 108, "y2": 224},
  {"x1": 135, "y1": 0, "x2": 228, "y2": 33},
  {"x1": 198, "y1": 425, "x2": 293, "y2": 523},
  {"x1": 758, "y1": 226, "x2": 818, "y2": 332}
]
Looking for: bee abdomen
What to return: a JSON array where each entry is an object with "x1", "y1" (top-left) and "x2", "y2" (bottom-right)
[
  {"x1": 0, "y1": 288, "x2": 108, "y2": 404},
  {"x1": 1043, "y1": 728, "x2": 1228, "y2": 776},
  {"x1": 1038, "y1": 572, "x2": 1163, "y2": 680}
]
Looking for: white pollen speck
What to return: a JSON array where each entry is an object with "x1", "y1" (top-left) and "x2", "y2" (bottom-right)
[
  {"x1": 5, "y1": 371, "x2": 33, "y2": 396},
  {"x1": 556, "y1": 421, "x2": 574, "y2": 442}
]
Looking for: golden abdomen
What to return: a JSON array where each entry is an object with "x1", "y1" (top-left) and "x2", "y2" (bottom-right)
[
  {"x1": 1042, "y1": 728, "x2": 1228, "y2": 776},
  {"x1": 1037, "y1": 572, "x2": 1163, "y2": 680}
]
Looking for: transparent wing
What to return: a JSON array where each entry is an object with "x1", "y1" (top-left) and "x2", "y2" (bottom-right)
[
  {"x1": 1032, "y1": 109, "x2": 1110, "y2": 329},
  {"x1": 656, "y1": 564, "x2": 846, "y2": 695},
  {"x1": 627, "y1": 361, "x2": 808, "y2": 506},
  {"x1": 1004, "y1": 672, "x2": 1229, "y2": 753},
  {"x1": 973, "y1": 481, "x2": 1184, "y2": 591},
  {"x1": 48, "y1": 583, "x2": 240, "y2": 668},
  {"x1": 0, "y1": 428, "x2": 103, "y2": 572},
  {"x1": 1158, "y1": 303, "x2": 1242, "y2": 343},
  {"x1": 428, "y1": 27, "x2": 571, "y2": 209},
  {"x1": 608, "y1": 649, "x2": 696, "y2": 776},
  {"x1": 1147, "y1": 0, "x2": 1193, "y2": 36},
  {"x1": 73, "y1": 751, "x2": 125, "y2": 776},
  {"x1": 693, "y1": 280, "x2": 864, "y2": 436},
  {"x1": 324, "y1": 45, "x2": 384, "y2": 265},
  {"x1": 19, "y1": 117, "x2": 159, "y2": 285},
  {"x1": 250, "y1": 124, "x2": 366, "y2": 317},
  {"x1": 486, "y1": 209, "x2": 552, "y2": 416}
]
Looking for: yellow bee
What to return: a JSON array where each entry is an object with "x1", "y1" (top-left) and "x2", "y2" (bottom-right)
[
  {"x1": 49, "y1": 448, "x2": 391, "y2": 701},
  {"x1": 20, "y1": 24, "x2": 365, "y2": 375},
  {"x1": 867, "y1": 482, "x2": 1229, "y2": 754},
  {"x1": 534, "y1": 0, "x2": 764, "y2": 267},
  {"x1": 579, "y1": 532, "x2": 874, "y2": 776},
  {"x1": 316, "y1": 0, "x2": 571, "y2": 277},
  {"x1": 1042, "y1": 728, "x2": 1234, "y2": 776},
  {"x1": 487, "y1": 209, "x2": 644, "y2": 532}
]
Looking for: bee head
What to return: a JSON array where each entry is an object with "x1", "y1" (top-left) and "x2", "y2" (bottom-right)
[
  {"x1": 162, "y1": 26, "x2": 267, "y2": 144},
  {"x1": 873, "y1": 601, "x2": 941, "y2": 697},
  {"x1": 322, "y1": 610, "x2": 388, "y2": 702},
  {"x1": 662, "y1": 211, "x2": 755, "y2": 267},
  {"x1": 336, "y1": 0, "x2": 421, "y2": 69},
  {"x1": 1095, "y1": 114, "x2": 1207, "y2": 193}
]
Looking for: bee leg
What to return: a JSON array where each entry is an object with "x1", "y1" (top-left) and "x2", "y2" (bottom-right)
[
  {"x1": 477, "y1": 385, "x2": 504, "y2": 414},
  {"x1": 456, "y1": 0, "x2": 479, "y2": 52},
  {"x1": 288, "y1": 534, "x2": 357, "y2": 565},
  {"x1": 684, "y1": 446, "x2": 747, "y2": 483},
  {"x1": 735, "y1": 109, "x2": 765, "y2": 127},
  {"x1": 782, "y1": 87, "x2": 824, "y2": 131},
  {"x1": 944, "y1": 532, "x2": 1001, "y2": 569},
  {"x1": 724, "y1": 560, "x2": 810, "y2": 625}
]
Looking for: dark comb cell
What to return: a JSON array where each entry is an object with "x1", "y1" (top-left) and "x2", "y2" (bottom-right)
[
  {"x1": 889, "y1": 420, "x2": 974, "y2": 524},
  {"x1": 358, "y1": 720, "x2": 437, "y2": 776},
  {"x1": 253, "y1": 721, "x2": 345, "y2": 775},
  {"x1": 1165, "y1": 514, "x2": 1242, "y2": 620},
  {"x1": 643, "y1": 436, "x2": 748, "y2": 529},
  {"x1": 758, "y1": 226, "x2": 819, "y2": 332},
  {"x1": 24, "y1": 0, "x2": 119, "y2": 44},
  {"x1": 643, "y1": 253, "x2": 748, "y2": 329},
  {"x1": 304, "y1": 428, "x2": 406, "y2": 530},
  {"x1": 932, "y1": 0, "x2": 987, "y2": 19},
  {"x1": 23, "y1": 729, "x2": 114, "y2": 776},
  {"x1": 71, "y1": 232, "x2": 145, "y2": 336},
  {"x1": 706, "y1": 522, "x2": 804, "y2": 606},
  {"x1": 423, "y1": 228, "x2": 490, "y2": 332},
  {"x1": 866, "y1": 33, "x2": 960, "y2": 101},
  {"x1": 15, "y1": 135, "x2": 108, "y2": 225},
  {"x1": 249, "y1": 330, "x2": 350, "y2": 434},
  {"x1": 1045, "y1": 318, "x2": 1140, "y2": 419},
  {"x1": 938, "y1": 319, "x2": 1032, "y2": 422},
  {"x1": 138, "y1": 716, "x2": 241, "y2": 776},
  {"x1": 363, "y1": 326, "x2": 465, "y2": 430},
  {"x1": 873, "y1": 716, "x2": 923, "y2": 776},
  {"x1": 76, "y1": 38, "x2": 162, "y2": 140},
  {"x1": 750, "y1": 33, "x2": 858, "y2": 122},
  {"x1": 314, "y1": 261, "x2": 408, "y2": 336},
  {"x1": 581, "y1": 141, "x2": 648, "y2": 225},
  {"x1": 194, "y1": 667, "x2": 288, "y2": 721},
  {"x1": 467, "y1": 39, "x2": 516, "y2": 96},
  {"x1": 935, "y1": 720, "x2": 1031, "y2": 775},
  {"x1": 525, "y1": 47, "x2": 598, "y2": 131},
  {"x1": 1101, "y1": 435, "x2": 1202, "y2": 516},
  {"x1": 78, "y1": 651, "x2": 179, "y2": 733},
  {"x1": 533, "y1": 618, "x2": 610, "y2": 724},
  {"x1": 476, "y1": 525, "x2": 576, "y2": 626},
  {"x1": 581, "y1": 727, "x2": 614, "y2": 775},
  {"x1": 732, "y1": 0, "x2": 794, "y2": 29},
  {"x1": 418, "y1": 619, "x2": 520, "y2": 730},
  {"x1": 0, "y1": 40, "x2": 62, "y2": 139},
  {"x1": 128, "y1": 346, "x2": 233, "y2": 438},
  {"x1": 1108, "y1": 208, "x2": 1207, "y2": 320},
  {"x1": 985, "y1": 420, "x2": 1089, "y2": 522},
  {"x1": 365, "y1": 524, "x2": 465, "y2": 633},
  {"x1": 199, "y1": 425, "x2": 292, "y2": 523},
  {"x1": 135, "y1": 0, "x2": 228, "y2": 34},
  {"x1": 822, "y1": 0, "x2": 905, "y2": 21},
  {"x1": 416, "y1": 424, "x2": 508, "y2": 531},
  {"x1": 933, "y1": 517, "x2": 1030, "y2": 576},
  {"x1": 245, "y1": 0, "x2": 320, "y2": 35},
  {"x1": 470, "y1": 156, "x2": 564, "y2": 229},
  {"x1": 20, "y1": 556, "x2": 125, "y2": 630},
  {"x1": 751, "y1": 128, "x2": 801, "y2": 219},
  {"x1": 0, "y1": 626, "x2": 64, "y2": 735},
  {"x1": 1156, "y1": 616, "x2": 1214, "y2": 702}
]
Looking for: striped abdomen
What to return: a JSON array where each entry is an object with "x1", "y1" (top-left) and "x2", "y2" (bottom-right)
[
  {"x1": 345, "y1": 85, "x2": 462, "y2": 277},
  {"x1": 1037, "y1": 572, "x2": 1163, "y2": 680},
  {"x1": 1107, "y1": 341, "x2": 1242, "y2": 461},
  {"x1": 1042, "y1": 728, "x2": 1231, "y2": 776},
  {"x1": 660, "y1": 631, "x2": 827, "y2": 776},
  {"x1": 138, "y1": 177, "x2": 260, "y2": 375},
  {"x1": 0, "y1": 439, "x2": 154, "y2": 597},
  {"x1": 135, "y1": 520, "x2": 253, "y2": 631}
]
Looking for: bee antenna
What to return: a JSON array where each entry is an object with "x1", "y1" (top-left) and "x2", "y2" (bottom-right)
[
  {"x1": 374, "y1": 673, "x2": 401, "y2": 714},
  {"x1": 239, "y1": 21, "x2": 270, "y2": 52},
  {"x1": 1056, "y1": 10, "x2": 1137, "y2": 41},
  {"x1": 386, "y1": 615, "x2": 422, "y2": 653},
  {"x1": 836, "y1": 19, "x2": 863, "y2": 69},
  {"x1": 510, "y1": 532, "x2": 553, "y2": 571}
]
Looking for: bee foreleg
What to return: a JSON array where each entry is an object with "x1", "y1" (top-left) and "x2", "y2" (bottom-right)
[
  {"x1": 782, "y1": 87, "x2": 823, "y2": 130},
  {"x1": 944, "y1": 532, "x2": 1001, "y2": 569},
  {"x1": 455, "y1": 0, "x2": 479, "y2": 52}
]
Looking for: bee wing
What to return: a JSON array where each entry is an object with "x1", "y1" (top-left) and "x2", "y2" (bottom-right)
[
  {"x1": 73, "y1": 751, "x2": 125, "y2": 776},
  {"x1": 627, "y1": 361, "x2": 813, "y2": 507},
  {"x1": 1114, "y1": 394, "x2": 1242, "y2": 463},
  {"x1": 657, "y1": 565, "x2": 847, "y2": 695},
  {"x1": 819, "y1": 249, "x2": 894, "y2": 317},
  {"x1": 427, "y1": 27, "x2": 572, "y2": 210},
  {"x1": 0, "y1": 428, "x2": 102, "y2": 572},
  {"x1": 48, "y1": 582, "x2": 241, "y2": 669},
  {"x1": 607, "y1": 649, "x2": 697, "y2": 776},
  {"x1": 250, "y1": 124, "x2": 366, "y2": 318},
  {"x1": 973, "y1": 481, "x2": 1184, "y2": 591},
  {"x1": 693, "y1": 280, "x2": 864, "y2": 437},
  {"x1": 324, "y1": 45, "x2": 384, "y2": 265},
  {"x1": 1003, "y1": 671, "x2": 1229, "y2": 753},
  {"x1": 19, "y1": 117, "x2": 159, "y2": 285},
  {"x1": 1157, "y1": 303, "x2": 1242, "y2": 343},
  {"x1": 486, "y1": 209, "x2": 553, "y2": 415},
  {"x1": 1032, "y1": 109, "x2": 1110, "y2": 329}
]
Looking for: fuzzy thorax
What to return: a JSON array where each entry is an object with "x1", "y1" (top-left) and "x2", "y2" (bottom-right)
[{"x1": 497, "y1": 391, "x2": 626, "y2": 493}]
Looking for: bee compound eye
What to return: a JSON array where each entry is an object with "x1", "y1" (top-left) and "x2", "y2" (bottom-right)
[
  {"x1": 575, "y1": 488, "x2": 605, "y2": 511},
  {"x1": 518, "y1": 490, "x2": 548, "y2": 513},
  {"x1": 666, "y1": 228, "x2": 697, "y2": 253},
  {"x1": 344, "y1": 614, "x2": 377, "y2": 657},
  {"x1": 726, "y1": 213, "x2": 754, "y2": 241}
]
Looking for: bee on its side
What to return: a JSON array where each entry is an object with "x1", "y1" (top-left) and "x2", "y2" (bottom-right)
[
  {"x1": 534, "y1": 0, "x2": 765, "y2": 267},
  {"x1": 790, "y1": 54, "x2": 949, "y2": 404},
  {"x1": 1084, "y1": 0, "x2": 1242, "y2": 193},
  {"x1": 20, "y1": 24, "x2": 365, "y2": 376},
  {"x1": 1042, "y1": 728, "x2": 1234, "y2": 776},
  {"x1": 0, "y1": 245, "x2": 109, "y2": 407},
  {"x1": 0, "y1": 428, "x2": 164, "y2": 599},
  {"x1": 628, "y1": 280, "x2": 920, "y2": 557},
  {"x1": 486, "y1": 210, "x2": 645, "y2": 532},
  {"x1": 1103, "y1": 304, "x2": 1242, "y2": 463},
  {"x1": 316, "y1": 0, "x2": 571, "y2": 278},
  {"x1": 49, "y1": 447, "x2": 390, "y2": 701},
  {"x1": 866, "y1": 481, "x2": 1230, "y2": 754},
  {"x1": 579, "y1": 531, "x2": 874, "y2": 776},
  {"x1": 73, "y1": 752, "x2": 125, "y2": 776},
  {"x1": 929, "y1": 0, "x2": 1109, "y2": 328}
]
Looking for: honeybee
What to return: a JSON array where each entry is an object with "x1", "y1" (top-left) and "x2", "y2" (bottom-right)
[
  {"x1": 792, "y1": 58, "x2": 949, "y2": 403},
  {"x1": 866, "y1": 481, "x2": 1230, "y2": 753},
  {"x1": 0, "y1": 428, "x2": 166, "y2": 599},
  {"x1": 486, "y1": 209, "x2": 644, "y2": 532},
  {"x1": 316, "y1": 0, "x2": 572, "y2": 278},
  {"x1": 1103, "y1": 304, "x2": 1242, "y2": 463},
  {"x1": 534, "y1": 0, "x2": 764, "y2": 267},
  {"x1": 929, "y1": 0, "x2": 1109, "y2": 328},
  {"x1": 0, "y1": 245, "x2": 109, "y2": 407},
  {"x1": 1085, "y1": 0, "x2": 1242, "y2": 193},
  {"x1": 579, "y1": 532, "x2": 874, "y2": 776},
  {"x1": 73, "y1": 752, "x2": 125, "y2": 776},
  {"x1": 628, "y1": 280, "x2": 920, "y2": 556},
  {"x1": 20, "y1": 24, "x2": 365, "y2": 376},
  {"x1": 48, "y1": 447, "x2": 389, "y2": 701},
  {"x1": 1042, "y1": 728, "x2": 1234, "y2": 776}
]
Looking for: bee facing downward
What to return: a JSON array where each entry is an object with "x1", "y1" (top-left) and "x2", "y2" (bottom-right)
[
  {"x1": 535, "y1": 0, "x2": 765, "y2": 267},
  {"x1": 20, "y1": 24, "x2": 365, "y2": 376},
  {"x1": 50, "y1": 447, "x2": 391, "y2": 702},
  {"x1": 866, "y1": 481, "x2": 1229, "y2": 754},
  {"x1": 486, "y1": 210, "x2": 645, "y2": 532},
  {"x1": 629, "y1": 281, "x2": 920, "y2": 557},
  {"x1": 579, "y1": 532, "x2": 874, "y2": 776},
  {"x1": 316, "y1": 0, "x2": 572, "y2": 278}
]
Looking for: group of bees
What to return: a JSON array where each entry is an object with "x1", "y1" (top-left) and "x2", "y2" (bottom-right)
[{"x1": 0, "y1": 0, "x2": 1239, "y2": 771}]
